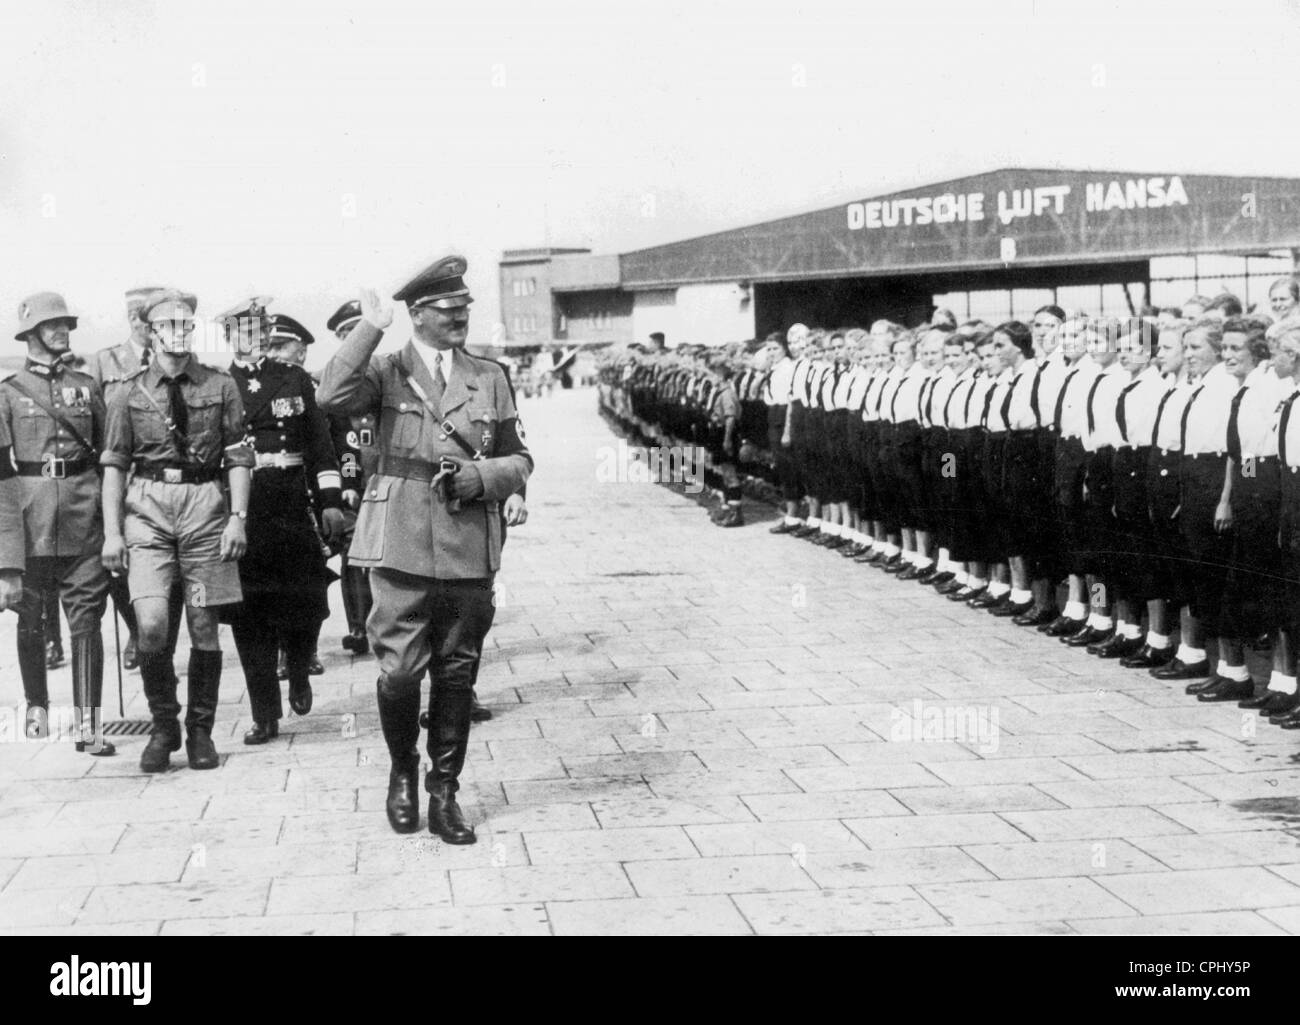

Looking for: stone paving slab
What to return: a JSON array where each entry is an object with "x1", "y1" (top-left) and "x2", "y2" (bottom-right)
[{"x1": 3, "y1": 387, "x2": 1300, "y2": 934}]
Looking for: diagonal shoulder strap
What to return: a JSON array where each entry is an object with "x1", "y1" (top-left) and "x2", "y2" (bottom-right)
[
  {"x1": 2, "y1": 376, "x2": 97, "y2": 456},
  {"x1": 390, "y1": 357, "x2": 484, "y2": 461}
]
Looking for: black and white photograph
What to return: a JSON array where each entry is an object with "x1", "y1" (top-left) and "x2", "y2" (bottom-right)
[{"x1": 2, "y1": 0, "x2": 1299, "y2": 979}]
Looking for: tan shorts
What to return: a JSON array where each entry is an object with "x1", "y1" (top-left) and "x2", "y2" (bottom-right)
[{"x1": 124, "y1": 477, "x2": 242, "y2": 608}]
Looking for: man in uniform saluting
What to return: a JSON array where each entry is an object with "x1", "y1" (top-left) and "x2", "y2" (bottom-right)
[
  {"x1": 219, "y1": 299, "x2": 346, "y2": 745},
  {"x1": 100, "y1": 289, "x2": 254, "y2": 772},
  {"x1": 317, "y1": 256, "x2": 533, "y2": 844},
  {"x1": 2, "y1": 292, "x2": 114, "y2": 753}
]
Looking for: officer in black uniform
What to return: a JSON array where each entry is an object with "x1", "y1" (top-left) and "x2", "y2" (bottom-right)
[{"x1": 216, "y1": 298, "x2": 346, "y2": 745}]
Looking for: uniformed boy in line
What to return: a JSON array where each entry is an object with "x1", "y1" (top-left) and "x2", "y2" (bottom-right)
[
  {"x1": 88, "y1": 287, "x2": 186, "y2": 677},
  {"x1": 100, "y1": 289, "x2": 254, "y2": 772},
  {"x1": 219, "y1": 301, "x2": 345, "y2": 745},
  {"x1": 708, "y1": 360, "x2": 743, "y2": 527},
  {"x1": 317, "y1": 256, "x2": 532, "y2": 844},
  {"x1": 2, "y1": 292, "x2": 114, "y2": 753}
]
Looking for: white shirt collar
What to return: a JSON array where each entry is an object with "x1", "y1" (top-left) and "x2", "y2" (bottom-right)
[{"x1": 415, "y1": 343, "x2": 454, "y2": 389}]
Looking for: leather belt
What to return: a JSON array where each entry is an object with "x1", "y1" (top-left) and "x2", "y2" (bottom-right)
[
  {"x1": 15, "y1": 456, "x2": 96, "y2": 479},
  {"x1": 1185, "y1": 451, "x2": 1226, "y2": 460},
  {"x1": 378, "y1": 455, "x2": 442, "y2": 482},
  {"x1": 132, "y1": 462, "x2": 223, "y2": 484},
  {"x1": 254, "y1": 451, "x2": 305, "y2": 469}
]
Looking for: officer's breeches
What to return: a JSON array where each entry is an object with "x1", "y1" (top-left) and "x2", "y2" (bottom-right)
[{"x1": 368, "y1": 570, "x2": 496, "y2": 696}]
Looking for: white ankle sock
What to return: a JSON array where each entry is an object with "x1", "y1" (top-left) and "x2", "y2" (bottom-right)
[
  {"x1": 1146, "y1": 632, "x2": 1170, "y2": 649},
  {"x1": 1269, "y1": 673, "x2": 1298, "y2": 695},
  {"x1": 1218, "y1": 662, "x2": 1250, "y2": 683},
  {"x1": 1064, "y1": 600, "x2": 1087, "y2": 620},
  {"x1": 1175, "y1": 644, "x2": 1206, "y2": 664},
  {"x1": 1120, "y1": 622, "x2": 1142, "y2": 639},
  {"x1": 1010, "y1": 588, "x2": 1032, "y2": 604},
  {"x1": 988, "y1": 581, "x2": 1010, "y2": 598}
]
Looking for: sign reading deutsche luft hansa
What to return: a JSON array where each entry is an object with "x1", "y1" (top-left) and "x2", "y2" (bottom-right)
[
  {"x1": 846, "y1": 176, "x2": 1190, "y2": 230},
  {"x1": 616, "y1": 169, "x2": 1300, "y2": 288}
]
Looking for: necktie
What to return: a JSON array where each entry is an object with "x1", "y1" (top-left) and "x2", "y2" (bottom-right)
[
  {"x1": 1053, "y1": 368, "x2": 1081, "y2": 433},
  {"x1": 1227, "y1": 386, "x2": 1247, "y2": 464},
  {"x1": 431, "y1": 352, "x2": 446, "y2": 405},
  {"x1": 964, "y1": 373, "x2": 982, "y2": 423},
  {"x1": 1281, "y1": 394, "x2": 1296, "y2": 466},
  {"x1": 163, "y1": 376, "x2": 189, "y2": 440},
  {"x1": 980, "y1": 383, "x2": 997, "y2": 429},
  {"x1": 1001, "y1": 371, "x2": 1024, "y2": 427},
  {"x1": 943, "y1": 379, "x2": 962, "y2": 426},
  {"x1": 1179, "y1": 383, "x2": 1206, "y2": 453},
  {"x1": 1085, "y1": 375, "x2": 1106, "y2": 437},
  {"x1": 1116, "y1": 378, "x2": 1143, "y2": 445},
  {"x1": 1150, "y1": 387, "x2": 1175, "y2": 448},
  {"x1": 140, "y1": 348, "x2": 151, "y2": 368},
  {"x1": 1029, "y1": 361, "x2": 1046, "y2": 425}
]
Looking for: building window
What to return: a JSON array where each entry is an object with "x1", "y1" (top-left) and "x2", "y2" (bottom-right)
[{"x1": 512, "y1": 316, "x2": 521, "y2": 334}]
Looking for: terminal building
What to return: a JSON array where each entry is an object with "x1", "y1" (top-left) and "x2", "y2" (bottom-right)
[{"x1": 499, "y1": 167, "x2": 1300, "y2": 348}]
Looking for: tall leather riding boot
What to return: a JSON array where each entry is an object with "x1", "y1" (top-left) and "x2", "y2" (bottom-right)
[
  {"x1": 340, "y1": 561, "x2": 371, "y2": 653},
  {"x1": 138, "y1": 650, "x2": 181, "y2": 772},
  {"x1": 426, "y1": 687, "x2": 476, "y2": 845},
  {"x1": 163, "y1": 582, "x2": 184, "y2": 687},
  {"x1": 71, "y1": 632, "x2": 115, "y2": 756},
  {"x1": 17, "y1": 622, "x2": 49, "y2": 738},
  {"x1": 376, "y1": 676, "x2": 421, "y2": 834},
  {"x1": 184, "y1": 649, "x2": 223, "y2": 770}
]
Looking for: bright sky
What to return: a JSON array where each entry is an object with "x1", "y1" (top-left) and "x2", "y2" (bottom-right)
[{"x1": 2, "y1": 0, "x2": 1298, "y2": 367}]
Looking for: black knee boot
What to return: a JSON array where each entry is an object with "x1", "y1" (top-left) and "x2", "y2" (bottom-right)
[
  {"x1": 71, "y1": 632, "x2": 114, "y2": 756},
  {"x1": 377, "y1": 676, "x2": 421, "y2": 834},
  {"x1": 426, "y1": 687, "x2": 475, "y2": 845},
  {"x1": 341, "y1": 562, "x2": 371, "y2": 654},
  {"x1": 184, "y1": 649, "x2": 223, "y2": 770},
  {"x1": 138, "y1": 650, "x2": 181, "y2": 772},
  {"x1": 17, "y1": 622, "x2": 49, "y2": 738}
]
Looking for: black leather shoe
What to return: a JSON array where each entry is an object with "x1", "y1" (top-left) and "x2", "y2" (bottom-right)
[
  {"x1": 307, "y1": 653, "x2": 324, "y2": 676},
  {"x1": 1255, "y1": 692, "x2": 1300, "y2": 717},
  {"x1": 1275, "y1": 707, "x2": 1300, "y2": 730},
  {"x1": 865, "y1": 551, "x2": 891, "y2": 566},
  {"x1": 1013, "y1": 607, "x2": 1057, "y2": 627},
  {"x1": 897, "y1": 564, "x2": 923, "y2": 581},
  {"x1": 186, "y1": 727, "x2": 220, "y2": 770},
  {"x1": 823, "y1": 536, "x2": 848, "y2": 549},
  {"x1": 470, "y1": 697, "x2": 493, "y2": 723},
  {"x1": 936, "y1": 578, "x2": 965, "y2": 595},
  {"x1": 1042, "y1": 615, "x2": 1086, "y2": 637},
  {"x1": 1261, "y1": 692, "x2": 1300, "y2": 717},
  {"x1": 929, "y1": 571, "x2": 956, "y2": 588},
  {"x1": 243, "y1": 720, "x2": 280, "y2": 745},
  {"x1": 854, "y1": 548, "x2": 881, "y2": 563},
  {"x1": 1197, "y1": 677, "x2": 1255, "y2": 703},
  {"x1": 949, "y1": 585, "x2": 982, "y2": 602},
  {"x1": 883, "y1": 557, "x2": 908, "y2": 574},
  {"x1": 1150, "y1": 658, "x2": 1211, "y2": 682},
  {"x1": 122, "y1": 635, "x2": 139, "y2": 671},
  {"x1": 991, "y1": 600, "x2": 1032, "y2": 619},
  {"x1": 769, "y1": 521, "x2": 800, "y2": 535},
  {"x1": 428, "y1": 783, "x2": 476, "y2": 845},
  {"x1": 1066, "y1": 626, "x2": 1111, "y2": 648},
  {"x1": 1120, "y1": 644, "x2": 1174, "y2": 669},
  {"x1": 289, "y1": 678, "x2": 313, "y2": 716},
  {"x1": 1090, "y1": 634, "x2": 1142, "y2": 659},
  {"x1": 915, "y1": 566, "x2": 940, "y2": 585},
  {"x1": 968, "y1": 590, "x2": 1002, "y2": 609},
  {"x1": 140, "y1": 726, "x2": 181, "y2": 773},
  {"x1": 792, "y1": 525, "x2": 818, "y2": 539},
  {"x1": 387, "y1": 756, "x2": 421, "y2": 834}
]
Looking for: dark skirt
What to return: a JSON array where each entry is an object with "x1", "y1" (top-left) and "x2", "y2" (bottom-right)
[
  {"x1": 1178, "y1": 453, "x2": 1233, "y2": 628},
  {"x1": 1002, "y1": 430, "x2": 1041, "y2": 560},
  {"x1": 1081, "y1": 446, "x2": 1117, "y2": 578},
  {"x1": 1109, "y1": 446, "x2": 1159, "y2": 600},
  {"x1": 1054, "y1": 436, "x2": 1088, "y2": 576},
  {"x1": 893, "y1": 420, "x2": 926, "y2": 528},
  {"x1": 1221, "y1": 457, "x2": 1283, "y2": 638}
]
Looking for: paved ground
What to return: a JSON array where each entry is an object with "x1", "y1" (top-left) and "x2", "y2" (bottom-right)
[{"x1": 4, "y1": 386, "x2": 1300, "y2": 935}]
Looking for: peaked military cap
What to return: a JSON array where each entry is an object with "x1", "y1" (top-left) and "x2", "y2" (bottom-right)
[
  {"x1": 268, "y1": 313, "x2": 315, "y2": 347},
  {"x1": 326, "y1": 299, "x2": 363, "y2": 334},
  {"x1": 15, "y1": 292, "x2": 78, "y2": 340},
  {"x1": 216, "y1": 295, "x2": 274, "y2": 332},
  {"x1": 393, "y1": 255, "x2": 473, "y2": 310},
  {"x1": 125, "y1": 286, "x2": 166, "y2": 310}
]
